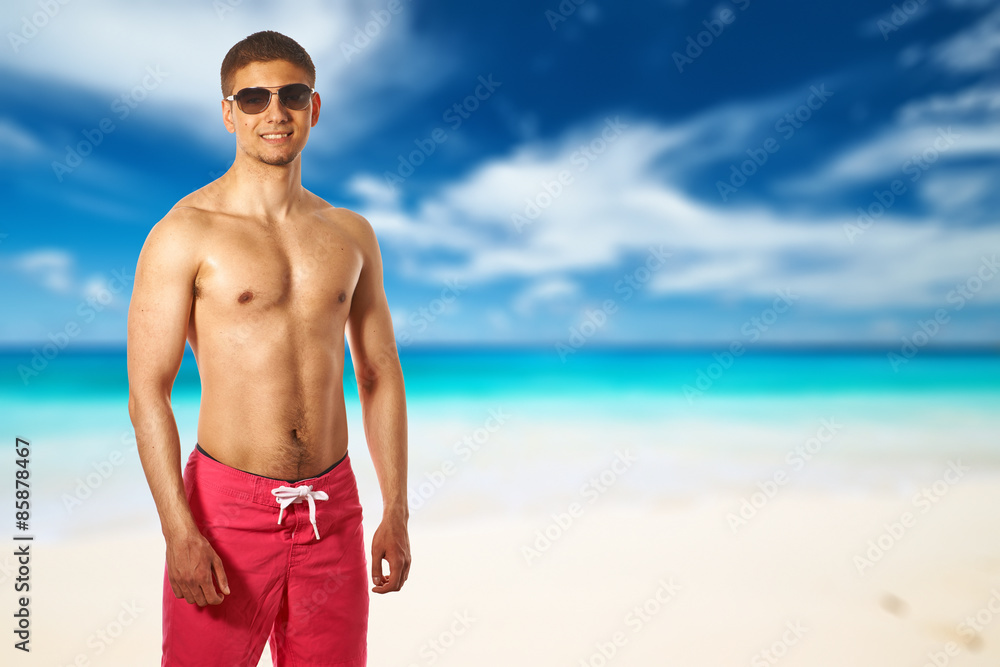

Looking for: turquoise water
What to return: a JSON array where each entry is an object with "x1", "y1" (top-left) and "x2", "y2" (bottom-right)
[
  {"x1": 4, "y1": 345, "x2": 998, "y2": 430},
  {"x1": 2, "y1": 347, "x2": 998, "y2": 541},
  {"x1": 4, "y1": 346, "x2": 999, "y2": 399}
]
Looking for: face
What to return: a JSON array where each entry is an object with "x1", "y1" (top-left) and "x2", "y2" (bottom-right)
[{"x1": 222, "y1": 59, "x2": 321, "y2": 167}]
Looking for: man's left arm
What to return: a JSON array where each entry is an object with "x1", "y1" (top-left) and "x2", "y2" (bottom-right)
[{"x1": 344, "y1": 212, "x2": 411, "y2": 594}]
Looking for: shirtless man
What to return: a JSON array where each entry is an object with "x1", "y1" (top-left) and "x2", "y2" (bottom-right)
[{"x1": 126, "y1": 31, "x2": 409, "y2": 666}]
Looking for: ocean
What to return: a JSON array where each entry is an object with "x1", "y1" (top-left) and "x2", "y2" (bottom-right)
[{"x1": 2, "y1": 346, "x2": 998, "y2": 542}]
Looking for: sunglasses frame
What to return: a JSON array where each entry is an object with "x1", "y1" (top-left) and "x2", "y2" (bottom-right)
[{"x1": 224, "y1": 83, "x2": 316, "y2": 115}]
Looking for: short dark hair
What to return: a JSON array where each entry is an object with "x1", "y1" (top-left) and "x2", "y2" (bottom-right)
[{"x1": 220, "y1": 30, "x2": 316, "y2": 97}]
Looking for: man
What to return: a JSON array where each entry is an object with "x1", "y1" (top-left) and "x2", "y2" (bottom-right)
[{"x1": 127, "y1": 30, "x2": 410, "y2": 666}]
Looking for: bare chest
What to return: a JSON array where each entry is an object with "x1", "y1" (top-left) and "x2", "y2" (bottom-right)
[{"x1": 193, "y1": 221, "x2": 362, "y2": 319}]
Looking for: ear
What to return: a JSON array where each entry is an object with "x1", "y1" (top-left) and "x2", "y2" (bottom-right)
[
  {"x1": 310, "y1": 92, "x2": 321, "y2": 128},
  {"x1": 222, "y1": 99, "x2": 236, "y2": 134}
]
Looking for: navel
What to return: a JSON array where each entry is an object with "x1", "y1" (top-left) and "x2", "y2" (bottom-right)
[{"x1": 238, "y1": 290, "x2": 254, "y2": 304}]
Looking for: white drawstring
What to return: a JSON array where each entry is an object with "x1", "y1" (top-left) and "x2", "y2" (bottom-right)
[{"x1": 271, "y1": 484, "x2": 330, "y2": 540}]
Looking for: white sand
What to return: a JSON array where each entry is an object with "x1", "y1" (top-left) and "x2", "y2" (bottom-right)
[{"x1": 16, "y1": 475, "x2": 1000, "y2": 666}]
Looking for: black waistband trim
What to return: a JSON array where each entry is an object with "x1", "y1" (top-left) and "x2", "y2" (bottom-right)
[{"x1": 196, "y1": 443, "x2": 347, "y2": 483}]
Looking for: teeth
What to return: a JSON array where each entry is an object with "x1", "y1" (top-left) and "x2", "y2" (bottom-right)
[{"x1": 262, "y1": 133, "x2": 290, "y2": 139}]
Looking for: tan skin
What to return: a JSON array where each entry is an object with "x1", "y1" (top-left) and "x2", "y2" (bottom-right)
[{"x1": 127, "y1": 59, "x2": 410, "y2": 608}]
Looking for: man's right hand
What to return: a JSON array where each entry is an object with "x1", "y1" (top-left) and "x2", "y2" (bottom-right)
[{"x1": 165, "y1": 528, "x2": 231, "y2": 606}]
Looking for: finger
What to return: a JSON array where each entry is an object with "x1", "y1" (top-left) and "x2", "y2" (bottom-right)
[
  {"x1": 201, "y1": 576, "x2": 224, "y2": 605},
  {"x1": 167, "y1": 566, "x2": 184, "y2": 599},
  {"x1": 371, "y1": 563, "x2": 386, "y2": 589},
  {"x1": 213, "y1": 556, "x2": 231, "y2": 596},
  {"x1": 371, "y1": 560, "x2": 391, "y2": 593},
  {"x1": 187, "y1": 585, "x2": 206, "y2": 607},
  {"x1": 194, "y1": 585, "x2": 213, "y2": 607},
  {"x1": 401, "y1": 551, "x2": 411, "y2": 584},
  {"x1": 392, "y1": 548, "x2": 411, "y2": 585},
  {"x1": 375, "y1": 559, "x2": 402, "y2": 593},
  {"x1": 371, "y1": 549, "x2": 385, "y2": 587}
]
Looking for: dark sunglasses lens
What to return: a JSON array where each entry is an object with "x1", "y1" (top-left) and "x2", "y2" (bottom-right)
[
  {"x1": 236, "y1": 88, "x2": 271, "y2": 114},
  {"x1": 279, "y1": 84, "x2": 312, "y2": 110}
]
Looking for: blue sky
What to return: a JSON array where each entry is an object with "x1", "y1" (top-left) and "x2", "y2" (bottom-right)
[{"x1": 1, "y1": 0, "x2": 998, "y2": 348}]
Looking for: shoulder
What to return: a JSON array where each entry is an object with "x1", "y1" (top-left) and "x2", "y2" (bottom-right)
[
  {"x1": 138, "y1": 199, "x2": 211, "y2": 271},
  {"x1": 310, "y1": 198, "x2": 381, "y2": 256},
  {"x1": 148, "y1": 182, "x2": 226, "y2": 244}
]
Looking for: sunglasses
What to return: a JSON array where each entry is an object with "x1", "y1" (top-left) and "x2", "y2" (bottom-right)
[{"x1": 224, "y1": 83, "x2": 315, "y2": 114}]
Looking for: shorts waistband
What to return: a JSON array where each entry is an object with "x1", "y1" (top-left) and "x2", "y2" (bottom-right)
[
  {"x1": 195, "y1": 443, "x2": 347, "y2": 483},
  {"x1": 191, "y1": 443, "x2": 354, "y2": 508}
]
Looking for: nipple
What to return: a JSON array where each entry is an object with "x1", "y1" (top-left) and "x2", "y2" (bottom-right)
[
  {"x1": 338, "y1": 291, "x2": 346, "y2": 303},
  {"x1": 238, "y1": 290, "x2": 254, "y2": 304}
]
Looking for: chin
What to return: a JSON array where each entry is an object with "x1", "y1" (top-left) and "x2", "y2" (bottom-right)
[
  {"x1": 253, "y1": 145, "x2": 303, "y2": 166},
  {"x1": 259, "y1": 153, "x2": 299, "y2": 166}
]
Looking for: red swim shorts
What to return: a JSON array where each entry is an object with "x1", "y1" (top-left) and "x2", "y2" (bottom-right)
[{"x1": 162, "y1": 444, "x2": 368, "y2": 666}]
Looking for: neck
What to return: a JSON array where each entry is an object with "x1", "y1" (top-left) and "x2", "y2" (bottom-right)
[{"x1": 220, "y1": 149, "x2": 305, "y2": 222}]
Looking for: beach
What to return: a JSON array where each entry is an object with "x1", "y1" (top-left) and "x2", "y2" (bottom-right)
[
  {"x1": 22, "y1": 476, "x2": 1000, "y2": 666},
  {"x1": 3, "y1": 348, "x2": 1000, "y2": 665}
]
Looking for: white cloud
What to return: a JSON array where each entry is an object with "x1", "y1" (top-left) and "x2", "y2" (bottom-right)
[
  {"x1": 775, "y1": 80, "x2": 1000, "y2": 203},
  {"x1": 931, "y1": 4, "x2": 1000, "y2": 72},
  {"x1": 9, "y1": 249, "x2": 75, "y2": 293},
  {"x1": 776, "y1": 122, "x2": 998, "y2": 195},
  {"x1": 0, "y1": 118, "x2": 44, "y2": 159},
  {"x1": 917, "y1": 167, "x2": 1000, "y2": 216},
  {"x1": 512, "y1": 278, "x2": 579, "y2": 316},
  {"x1": 351, "y1": 102, "x2": 1000, "y2": 312},
  {"x1": 346, "y1": 173, "x2": 399, "y2": 207},
  {"x1": 896, "y1": 82, "x2": 1000, "y2": 124},
  {"x1": 81, "y1": 275, "x2": 125, "y2": 309},
  {"x1": 1, "y1": 0, "x2": 453, "y2": 151}
]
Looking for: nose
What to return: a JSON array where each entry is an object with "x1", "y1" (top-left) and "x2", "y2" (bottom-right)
[{"x1": 262, "y1": 94, "x2": 291, "y2": 123}]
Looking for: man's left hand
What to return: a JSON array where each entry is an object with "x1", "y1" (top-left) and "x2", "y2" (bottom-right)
[{"x1": 371, "y1": 512, "x2": 410, "y2": 593}]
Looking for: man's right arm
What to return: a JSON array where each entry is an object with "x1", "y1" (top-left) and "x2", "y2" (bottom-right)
[{"x1": 126, "y1": 210, "x2": 229, "y2": 607}]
